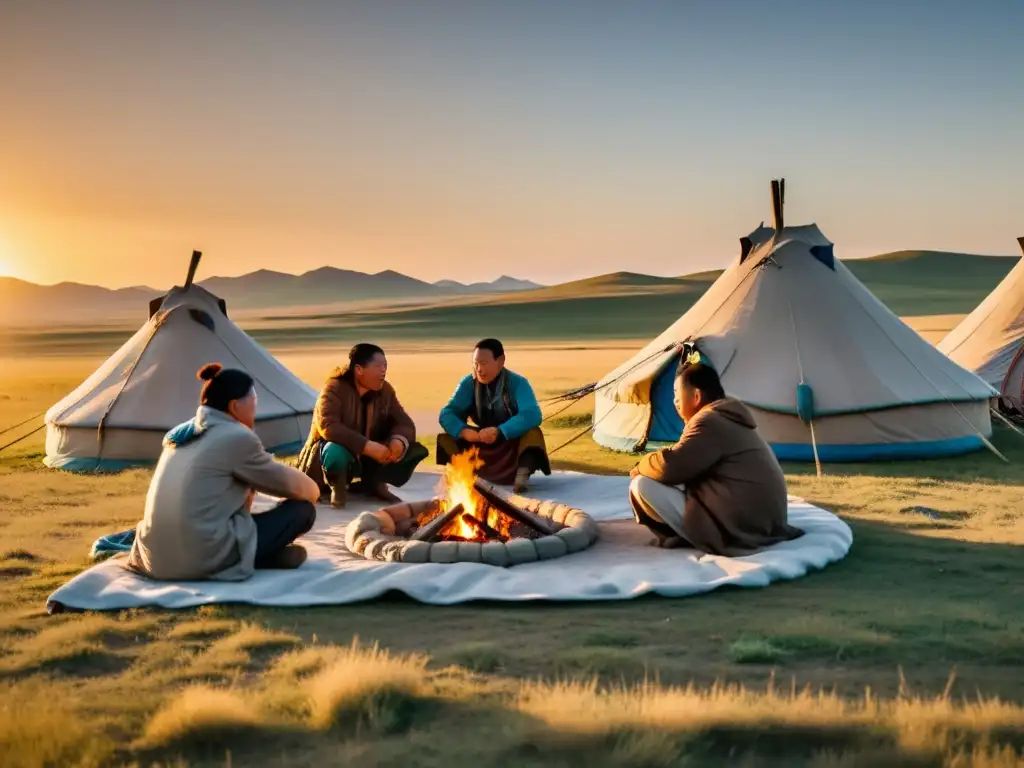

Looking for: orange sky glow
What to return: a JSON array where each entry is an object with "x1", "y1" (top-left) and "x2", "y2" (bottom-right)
[{"x1": 1, "y1": 3, "x2": 1021, "y2": 289}]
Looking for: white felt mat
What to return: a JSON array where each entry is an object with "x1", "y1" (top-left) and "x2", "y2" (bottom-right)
[{"x1": 47, "y1": 471, "x2": 852, "y2": 610}]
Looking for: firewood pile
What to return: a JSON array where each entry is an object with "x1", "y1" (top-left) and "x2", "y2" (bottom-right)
[{"x1": 344, "y1": 479, "x2": 600, "y2": 567}]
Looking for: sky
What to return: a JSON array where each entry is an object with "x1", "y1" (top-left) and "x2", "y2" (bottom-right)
[{"x1": 1, "y1": 0, "x2": 1022, "y2": 288}]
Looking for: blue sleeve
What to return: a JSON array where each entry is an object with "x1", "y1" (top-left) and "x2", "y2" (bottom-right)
[
  {"x1": 439, "y1": 375, "x2": 475, "y2": 437},
  {"x1": 499, "y1": 375, "x2": 543, "y2": 440}
]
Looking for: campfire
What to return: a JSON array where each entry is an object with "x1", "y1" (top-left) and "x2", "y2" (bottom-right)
[
  {"x1": 408, "y1": 448, "x2": 558, "y2": 543},
  {"x1": 344, "y1": 447, "x2": 600, "y2": 567}
]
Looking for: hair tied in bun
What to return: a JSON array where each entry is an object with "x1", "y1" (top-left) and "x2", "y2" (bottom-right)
[
  {"x1": 197, "y1": 363, "x2": 224, "y2": 382},
  {"x1": 196, "y1": 363, "x2": 255, "y2": 413}
]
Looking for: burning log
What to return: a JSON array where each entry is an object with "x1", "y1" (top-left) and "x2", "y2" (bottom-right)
[
  {"x1": 411, "y1": 503, "x2": 464, "y2": 542},
  {"x1": 473, "y1": 479, "x2": 561, "y2": 536},
  {"x1": 462, "y1": 512, "x2": 503, "y2": 541}
]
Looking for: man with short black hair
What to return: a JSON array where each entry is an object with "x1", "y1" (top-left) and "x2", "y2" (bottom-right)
[
  {"x1": 629, "y1": 353, "x2": 802, "y2": 555},
  {"x1": 437, "y1": 338, "x2": 551, "y2": 492}
]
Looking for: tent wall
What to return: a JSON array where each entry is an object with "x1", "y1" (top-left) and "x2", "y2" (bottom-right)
[
  {"x1": 938, "y1": 247, "x2": 1024, "y2": 395},
  {"x1": 44, "y1": 413, "x2": 312, "y2": 471},
  {"x1": 599, "y1": 397, "x2": 990, "y2": 462},
  {"x1": 592, "y1": 206, "x2": 996, "y2": 462},
  {"x1": 648, "y1": 364, "x2": 683, "y2": 442},
  {"x1": 753, "y1": 400, "x2": 991, "y2": 460},
  {"x1": 1005, "y1": 353, "x2": 1024, "y2": 404},
  {"x1": 45, "y1": 283, "x2": 317, "y2": 472},
  {"x1": 593, "y1": 388, "x2": 650, "y2": 452}
]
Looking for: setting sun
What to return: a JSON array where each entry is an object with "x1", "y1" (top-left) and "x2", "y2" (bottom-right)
[{"x1": 0, "y1": 236, "x2": 22, "y2": 279}]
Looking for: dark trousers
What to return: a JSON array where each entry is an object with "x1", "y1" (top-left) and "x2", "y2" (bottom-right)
[
  {"x1": 321, "y1": 441, "x2": 429, "y2": 488},
  {"x1": 253, "y1": 499, "x2": 317, "y2": 568},
  {"x1": 633, "y1": 507, "x2": 682, "y2": 541}
]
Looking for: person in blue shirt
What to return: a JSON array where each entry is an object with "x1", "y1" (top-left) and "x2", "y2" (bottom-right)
[{"x1": 437, "y1": 338, "x2": 550, "y2": 492}]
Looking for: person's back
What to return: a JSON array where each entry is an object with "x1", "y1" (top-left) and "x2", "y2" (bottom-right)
[
  {"x1": 128, "y1": 364, "x2": 319, "y2": 581},
  {"x1": 133, "y1": 407, "x2": 264, "y2": 580},
  {"x1": 629, "y1": 355, "x2": 801, "y2": 555}
]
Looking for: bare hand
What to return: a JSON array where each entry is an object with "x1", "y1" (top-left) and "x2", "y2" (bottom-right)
[
  {"x1": 388, "y1": 438, "x2": 406, "y2": 462},
  {"x1": 365, "y1": 441, "x2": 392, "y2": 464},
  {"x1": 244, "y1": 488, "x2": 256, "y2": 511},
  {"x1": 459, "y1": 428, "x2": 481, "y2": 443},
  {"x1": 478, "y1": 427, "x2": 499, "y2": 445}
]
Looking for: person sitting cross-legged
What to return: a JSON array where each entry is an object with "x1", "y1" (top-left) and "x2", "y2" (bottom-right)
[
  {"x1": 629, "y1": 355, "x2": 803, "y2": 555},
  {"x1": 437, "y1": 338, "x2": 551, "y2": 492},
  {"x1": 296, "y1": 343, "x2": 428, "y2": 508},
  {"x1": 127, "y1": 363, "x2": 321, "y2": 581}
]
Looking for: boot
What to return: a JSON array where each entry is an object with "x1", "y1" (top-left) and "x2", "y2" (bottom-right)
[
  {"x1": 262, "y1": 544, "x2": 308, "y2": 569},
  {"x1": 513, "y1": 466, "x2": 531, "y2": 494},
  {"x1": 371, "y1": 482, "x2": 401, "y2": 504},
  {"x1": 324, "y1": 470, "x2": 348, "y2": 509}
]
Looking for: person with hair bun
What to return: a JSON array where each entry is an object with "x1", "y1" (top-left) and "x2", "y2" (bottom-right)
[
  {"x1": 296, "y1": 343, "x2": 427, "y2": 508},
  {"x1": 126, "y1": 363, "x2": 321, "y2": 580},
  {"x1": 627, "y1": 350, "x2": 801, "y2": 556}
]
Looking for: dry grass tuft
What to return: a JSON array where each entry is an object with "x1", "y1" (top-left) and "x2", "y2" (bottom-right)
[
  {"x1": 0, "y1": 614, "x2": 160, "y2": 676},
  {"x1": 1, "y1": 549, "x2": 41, "y2": 562},
  {"x1": 139, "y1": 685, "x2": 272, "y2": 749},
  {"x1": 267, "y1": 645, "x2": 339, "y2": 681},
  {"x1": 517, "y1": 679, "x2": 1024, "y2": 763},
  {"x1": 0, "y1": 679, "x2": 114, "y2": 768},
  {"x1": 183, "y1": 623, "x2": 301, "y2": 679},
  {"x1": 729, "y1": 636, "x2": 791, "y2": 664},
  {"x1": 207, "y1": 623, "x2": 301, "y2": 655},
  {"x1": 165, "y1": 619, "x2": 239, "y2": 641},
  {"x1": 303, "y1": 640, "x2": 431, "y2": 732},
  {"x1": 438, "y1": 641, "x2": 506, "y2": 674}
]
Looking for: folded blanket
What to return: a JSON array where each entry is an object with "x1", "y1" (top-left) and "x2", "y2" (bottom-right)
[{"x1": 89, "y1": 530, "x2": 136, "y2": 562}]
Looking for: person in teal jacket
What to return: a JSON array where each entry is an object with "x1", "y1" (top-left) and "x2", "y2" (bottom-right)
[{"x1": 437, "y1": 338, "x2": 551, "y2": 492}]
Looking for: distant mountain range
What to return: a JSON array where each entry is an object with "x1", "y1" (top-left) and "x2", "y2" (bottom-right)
[
  {"x1": 0, "y1": 250, "x2": 1017, "y2": 327},
  {"x1": 0, "y1": 269, "x2": 543, "y2": 324}
]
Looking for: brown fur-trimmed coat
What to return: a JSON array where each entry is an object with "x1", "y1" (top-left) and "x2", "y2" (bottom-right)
[
  {"x1": 296, "y1": 369, "x2": 416, "y2": 490},
  {"x1": 636, "y1": 397, "x2": 802, "y2": 555}
]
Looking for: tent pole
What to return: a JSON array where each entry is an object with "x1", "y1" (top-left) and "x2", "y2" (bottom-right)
[
  {"x1": 991, "y1": 406, "x2": 1024, "y2": 439},
  {"x1": 808, "y1": 421, "x2": 823, "y2": 478},
  {"x1": 788, "y1": 301, "x2": 821, "y2": 478},
  {"x1": 978, "y1": 431, "x2": 1009, "y2": 463},
  {"x1": 184, "y1": 250, "x2": 202, "y2": 289},
  {"x1": 771, "y1": 180, "x2": 784, "y2": 231}
]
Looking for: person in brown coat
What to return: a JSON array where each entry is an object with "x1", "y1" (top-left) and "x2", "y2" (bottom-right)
[
  {"x1": 296, "y1": 343, "x2": 427, "y2": 508},
  {"x1": 629, "y1": 356, "x2": 802, "y2": 556}
]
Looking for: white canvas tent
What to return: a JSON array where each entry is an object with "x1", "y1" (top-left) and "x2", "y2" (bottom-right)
[
  {"x1": 45, "y1": 252, "x2": 316, "y2": 472},
  {"x1": 593, "y1": 181, "x2": 997, "y2": 462},
  {"x1": 938, "y1": 238, "x2": 1024, "y2": 411}
]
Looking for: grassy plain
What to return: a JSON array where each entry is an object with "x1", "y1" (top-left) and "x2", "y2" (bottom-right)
[{"x1": 1, "y1": 318, "x2": 1024, "y2": 766}]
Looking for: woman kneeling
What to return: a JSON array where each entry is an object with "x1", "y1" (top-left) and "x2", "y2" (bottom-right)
[{"x1": 127, "y1": 364, "x2": 321, "y2": 581}]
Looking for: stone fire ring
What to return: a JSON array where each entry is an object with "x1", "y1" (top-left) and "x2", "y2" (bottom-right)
[{"x1": 344, "y1": 495, "x2": 600, "y2": 567}]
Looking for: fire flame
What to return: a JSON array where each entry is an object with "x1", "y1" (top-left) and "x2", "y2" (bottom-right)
[
  {"x1": 428, "y1": 447, "x2": 513, "y2": 541},
  {"x1": 442, "y1": 447, "x2": 485, "y2": 539}
]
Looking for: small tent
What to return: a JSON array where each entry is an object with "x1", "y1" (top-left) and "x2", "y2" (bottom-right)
[
  {"x1": 938, "y1": 238, "x2": 1024, "y2": 413},
  {"x1": 45, "y1": 252, "x2": 316, "y2": 471},
  {"x1": 593, "y1": 180, "x2": 996, "y2": 462}
]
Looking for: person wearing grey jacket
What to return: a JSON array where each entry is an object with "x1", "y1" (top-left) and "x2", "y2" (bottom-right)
[{"x1": 127, "y1": 363, "x2": 321, "y2": 581}]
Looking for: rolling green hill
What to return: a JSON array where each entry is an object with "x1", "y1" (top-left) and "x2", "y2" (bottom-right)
[
  {"x1": 0, "y1": 250, "x2": 1017, "y2": 355},
  {"x1": 245, "y1": 250, "x2": 1018, "y2": 348},
  {"x1": 844, "y1": 250, "x2": 1018, "y2": 316}
]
